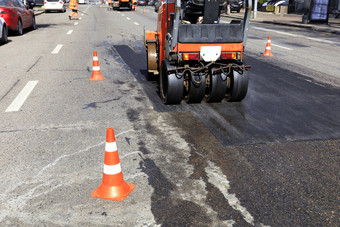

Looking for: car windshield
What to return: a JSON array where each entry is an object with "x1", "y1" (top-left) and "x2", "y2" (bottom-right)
[{"x1": 0, "y1": 0, "x2": 9, "y2": 6}]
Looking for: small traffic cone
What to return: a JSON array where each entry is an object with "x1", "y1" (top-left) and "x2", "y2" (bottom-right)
[
  {"x1": 262, "y1": 36, "x2": 273, "y2": 57},
  {"x1": 89, "y1": 51, "x2": 105, "y2": 81},
  {"x1": 91, "y1": 128, "x2": 135, "y2": 201},
  {"x1": 134, "y1": 6, "x2": 137, "y2": 12},
  {"x1": 143, "y1": 7, "x2": 146, "y2": 14}
]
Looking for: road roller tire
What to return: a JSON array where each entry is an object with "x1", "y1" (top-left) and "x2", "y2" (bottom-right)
[
  {"x1": 205, "y1": 68, "x2": 227, "y2": 103},
  {"x1": 146, "y1": 43, "x2": 158, "y2": 81},
  {"x1": 160, "y1": 59, "x2": 184, "y2": 104},
  {"x1": 225, "y1": 69, "x2": 249, "y2": 102},
  {"x1": 185, "y1": 72, "x2": 206, "y2": 103}
]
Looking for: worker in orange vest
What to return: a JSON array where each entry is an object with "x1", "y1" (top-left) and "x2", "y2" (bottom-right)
[
  {"x1": 68, "y1": 0, "x2": 78, "y2": 20},
  {"x1": 132, "y1": 0, "x2": 137, "y2": 10},
  {"x1": 108, "y1": 0, "x2": 113, "y2": 10}
]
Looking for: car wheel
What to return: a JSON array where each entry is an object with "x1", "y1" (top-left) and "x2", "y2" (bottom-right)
[
  {"x1": 0, "y1": 25, "x2": 8, "y2": 44},
  {"x1": 16, "y1": 19, "x2": 23, "y2": 36},
  {"x1": 31, "y1": 16, "x2": 37, "y2": 30}
]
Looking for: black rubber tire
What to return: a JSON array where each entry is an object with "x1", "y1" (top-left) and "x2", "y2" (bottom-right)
[
  {"x1": 160, "y1": 59, "x2": 183, "y2": 104},
  {"x1": 16, "y1": 19, "x2": 23, "y2": 36},
  {"x1": 205, "y1": 68, "x2": 227, "y2": 103},
  {"x1": 30, "y1": 16, "x2": 37, "y2": 30},
  {"x1": 0, "y1": 25, "x2": 8, "y2": 44},
  {"x1": 225, "y1": 69, "x2": 249, "y2": 102},
  {"x1": 185, "y1": 72, "x2": 206, "y2": 103}
]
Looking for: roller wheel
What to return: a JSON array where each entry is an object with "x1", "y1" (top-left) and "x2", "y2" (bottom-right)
[
  {"x1": 0, "y1": 25, "x2": 8, "y2": 44},
  {"x1": 185, "y1": 72, "x2": 206, "y2": 103},
  {"x1": 146, "y1": 42, "x2": 158, "y2": 81},
  {"x1": 205, "y1": 68, "x2": 227, "y2": 102},
  {"x1": 225, "y1": 69, "x2": 249, "y2": 102},
  {"x1": 160, "y1": 59, "x2": 183, "y2": 104}
]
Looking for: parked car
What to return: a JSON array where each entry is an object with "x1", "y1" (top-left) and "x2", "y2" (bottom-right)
[
  {"x1": 154, "y1": 0, "x2": 160, "y2": 12},
  {"x1": 137, "y1": 0, "x2": 146, "y2": 6},
  {"x1": 0, "y1": 0, "x2": 36, "y2": 35},
  {"x1": 44, "y1": 0, "x2": 66, "y2": 13},
  {"x1": 0, "y1": 17, "x2": 8, "y2": 44},
  {"x1": 229, "y1": 0, "x2": 242, "y2": 13}
]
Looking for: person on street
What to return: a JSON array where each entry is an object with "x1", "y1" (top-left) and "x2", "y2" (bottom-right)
[{"x1": 69, "y1": 0, "x2": 78, "y2": 20}]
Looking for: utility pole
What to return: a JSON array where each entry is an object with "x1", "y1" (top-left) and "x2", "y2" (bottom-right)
[{"x1": 252, "y1": 0, "x2": 257, "y2": 19}]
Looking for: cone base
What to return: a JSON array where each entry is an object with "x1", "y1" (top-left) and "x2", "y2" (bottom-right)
[
  {"x1": 91, "y1": 182, "x2": 135, "y2": 201},
  {"x1": 262, "y1": 53, "x2": 273, "y2": 57},
  {"x1": 89, "y1": 74, "x2": 105, "y2": 81}
]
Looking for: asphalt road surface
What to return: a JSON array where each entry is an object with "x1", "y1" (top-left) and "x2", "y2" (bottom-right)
[{"x1": 0, "y1": 5, "x2": 339, "y2": 226}]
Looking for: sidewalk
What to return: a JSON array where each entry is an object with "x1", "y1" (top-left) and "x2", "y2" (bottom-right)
[{"x1": 222, "y1": 11, "x2": 340, "y2": 34}]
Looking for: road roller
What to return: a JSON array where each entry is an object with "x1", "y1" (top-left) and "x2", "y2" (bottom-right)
[{"x1": 145, "y1": 0, "x2": 252, "y2": 104}]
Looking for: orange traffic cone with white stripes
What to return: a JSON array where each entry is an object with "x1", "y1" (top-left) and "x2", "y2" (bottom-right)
[
  {"x1": 134, "y1": 5, "x2": 137, "y2": 12},
  {"x1": 89, "y1": 51, "x2": 105, "y2": 81},
  {"x1": 91, "y1": 128, "x2": 135, "y2": 201},
  {"x1": 143, "y1": 7, "x2": 146, "y2": 14},
  {"x1": 262, "y1": 36, "x2": 273, "y2": 57}
]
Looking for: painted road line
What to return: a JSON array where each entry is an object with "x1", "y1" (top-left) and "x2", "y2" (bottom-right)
[
  {"x1": 266, "y1": 42, "x2": 292, "y2": 50},
  {"x1": 79, "y1": 17, "x2": 82, "y2": 20},
  {"x1": 134, "y1": 22, "x2": 139, "y2": 26},
  {"x1": 5, "y1": 81, "x2": 38, "y2": 112},
  {"x1": 122, "y1": 13, "x2": 125, "y2": 16},
  {"x1": 67, "y1": 30, "x2": 73, "y2": 35},
  {"x1": 52, "y1": 44, "x2": 63, "y2": 54},
  {"x1": 74, "y1": 22, "x2": 78, "y2": 25},
  {"x1": 126, "y1": 17, "x2": 130, "y2": 20},
  {"x1": 252, "y1": 26, "x2": 340, "y2": 45}
]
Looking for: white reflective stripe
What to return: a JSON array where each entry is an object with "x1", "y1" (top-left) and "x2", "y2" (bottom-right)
[
  {"x1": 268, "y1": 40, "x2": 271, "y2": 43},
  {"x1": 105, "y1": 142, "x2": 117, "y2": 152},
  {"x1": 266, "y1": 47, "x2": 271, "y2": 49},
  {"x1": 93, "y1": 56, "x2": 98, "y2": 61},
  {"x1": 93, "y1": 66, "x2": 100, "y2": 71},
  {"x1": 104, "y1": 164, "x2": 121, "y2": 175}
]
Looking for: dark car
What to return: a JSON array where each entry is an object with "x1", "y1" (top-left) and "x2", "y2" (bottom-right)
[
  {"x1": 137, "y1": 0, "x2": 146, "y2": 6},
  {"x1": 0, "y1": 0, "x2": 36, "y2": 35},
  {"x1": 230, "y1": 0, "x2": 242, "y2": 13}
]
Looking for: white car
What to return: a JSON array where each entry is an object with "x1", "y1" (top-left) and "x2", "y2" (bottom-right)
[
  {"x1": 44, "y1": 0, "x2": 67, "y2": 13},
  {"x1": 0, "y1": 17, "x2": 8, "y2": 45}
]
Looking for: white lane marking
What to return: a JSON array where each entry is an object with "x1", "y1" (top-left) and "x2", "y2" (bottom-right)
[
  {"x1": 252, "y1": 26, "x2": 340, "y2": 45},
  {"x1": 79, "y1": 17, "x2": 82, "y2": 20},
  {"x1": 74, "y1": 22, "x2": 78, "y2": 25},
  {"x1": 126, "y1": 17, "x2": 130, "y2": 20},
  {"x1": 121, "y1": 13, "x2": 125, "y2": 16},
  {"x1": 134, "y1": 22, "x2": 139, "y2": 26},
  {"x1": 67, "y1": 30, "x2": 73, "y2": 35},
  {"x1": 51, "y1": 44, "x2": 63, "y2": 54},
  {"x1": 5, "y1": 81, "x2": 38, "y2": 112},
  {"x1": 206, "y1": 161, "x2": 267, "y2": 226},
  {"x1": 81, "y1": 13, "x2": 84, "y2": 16},
  {"x1": 265, "y1": 42, "x2": 292, "y2": 50}
]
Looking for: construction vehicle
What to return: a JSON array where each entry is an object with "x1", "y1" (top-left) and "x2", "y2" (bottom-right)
[
  {"x1": 113, "y1": 0, "x2": 133, "y2": 10},
  {"x1": 145, "y1": 0, "x2": 252, "y2": 104}
]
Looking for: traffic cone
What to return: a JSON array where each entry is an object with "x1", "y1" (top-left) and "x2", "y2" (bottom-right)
[
  {"x1": 89, "y1": 51, "x2": 105, "y2": 81},
  {"x1": 262, "y1": 36, "x2": 273, "y2": 57},
  {"x1": 143, "y1": 7, "x2": 145, "y2": 14},
  {"x1": 91, "y1": 128, "x2": 135, "y2": 201},
  {"x1": 134, "y1": 6, "x2": 137, "y2": 12}
]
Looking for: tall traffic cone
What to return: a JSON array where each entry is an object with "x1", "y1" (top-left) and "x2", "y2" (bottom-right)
[
  {"x1": 89, "y1": 51, "x2": 105, "y2": 81},
  {"x1": 91, "y1": 128, "x2": 135, "y2": 201},
  {"x1": 262, "y1": 36, "x2": 273, "y2": 57},
  {"x1": 134, "y1": 5, "x2": 137, "y2": 12},
  {"x1": 143, "y1": 7, "x2": 146, "y2": 14}
]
